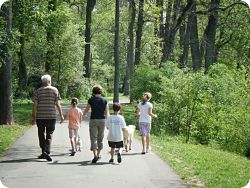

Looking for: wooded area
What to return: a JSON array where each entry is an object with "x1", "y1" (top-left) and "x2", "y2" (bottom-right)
[{"x1": 0, "y1": 0, "x2": 249, "y2": 156}]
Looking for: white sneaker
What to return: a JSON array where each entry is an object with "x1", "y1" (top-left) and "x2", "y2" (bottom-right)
[{"x1": 146, "y1": 147, "x2": 151, "y2": 153}]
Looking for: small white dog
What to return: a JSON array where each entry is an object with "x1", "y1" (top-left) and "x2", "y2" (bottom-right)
[
  {"x1": 76, "y1": 135, "x2": 82, "y2": 152},
  {"x1": 123, "y1": 125, "x2": 136, "y2": 152}
]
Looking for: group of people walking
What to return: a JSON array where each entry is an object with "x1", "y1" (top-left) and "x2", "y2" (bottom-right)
[{"x1": 31, "y1": 74, "x2": 157, "y2": 163}]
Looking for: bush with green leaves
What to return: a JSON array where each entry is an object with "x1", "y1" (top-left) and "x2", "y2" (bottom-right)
[
  {"x1": 130, "y1": 63, "x2": 163, "y2": 102},
  {"x1": 132, "y1": 62, "x2": 250, "y2": 156}
]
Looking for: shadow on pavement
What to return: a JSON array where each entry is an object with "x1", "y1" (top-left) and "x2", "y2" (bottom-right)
[
  {"x1": 0, "y1": 158, "x2": 42, "y2": 163},
  {"x1": 121, "y1": 152, "x2": 142, "y2": 156},
  {"x1": 48, "y1": 160, "x2": 114, "y2": 166}
]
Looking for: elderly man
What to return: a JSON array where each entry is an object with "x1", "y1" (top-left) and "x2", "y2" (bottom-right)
[{"x1": 31, "y1": 74, "x2": 64, "y2": 161}]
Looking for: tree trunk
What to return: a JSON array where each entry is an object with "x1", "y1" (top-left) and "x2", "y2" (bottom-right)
[
  {"x1": 189, "y1": 3, "x2": 202, "y2": 71},
  {"x1": 134, "y1": 0, "x2": 144, "y2": 65},
  {"x1": 161, "y1": 0, "x2": 193, "y2": 65},
  {"x1": 179, "y1": 19, "x2": 190, "y2": 68},
  {"x1": 154, "y1": 0, "x2": 164, "y2": 39},
  {"x1": 45, "y1": 0, "x2": 57, "y2": 73},
  {"x1": 113, "y1": 0, "x2": 120, "y2": 103},
  {"x1": 17, "y1": 22, "x2": 27, "y2": 97},
  {"x1": 161, "y1": 0, "x2": 182, "y2": 63},
  {"x1": 204, "y1": 0, "x2": 220, "y2": 73},
  {"x1": 83, "y1": 0, "x2": 96, "y2": 78},
  {"x1": 57, "y1": 47, "x2": 62, "y2": 90},
  {"x1": 124, "y1": 0, "x2": 135, "y2": 96},
  {"x1": 160, "y1": 1, "x2": 172, "y2": 67},
  {"x1": 0, "y1": 2, "x2": 13, "y2": 125}
]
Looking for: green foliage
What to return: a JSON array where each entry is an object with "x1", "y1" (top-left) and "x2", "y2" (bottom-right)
[
  {"x1": 151, "y1": 136, "x2": 250, "y2": 188},
  {"x1": 121, "y1": 103, "x2": 138, "y2": 126},
  {"x1": 130, "y1": 63, "x2": 163, "y2": 101},
  {"x1": 66, "y1": 78, "x2": 92, "y2": 100},
  {"x1": 132, "y1": 62, "x2": 250, "y2": 156},
  {"x1": 4, "y1": 0, "x2": 250, "y2": 158}
]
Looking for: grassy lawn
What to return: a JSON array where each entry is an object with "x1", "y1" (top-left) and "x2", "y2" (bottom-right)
[
  {"x1": 151, "y1": 136, "x2": 250, "y2": 188},
  {"x1": 0, "y1": 102, "x2": 32, "y2": 157},
  {"x1": 122, "y1": 103, "x2": 250, "y2": 188}
]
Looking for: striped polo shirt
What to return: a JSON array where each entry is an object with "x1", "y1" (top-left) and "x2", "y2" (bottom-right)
[{"x1": 33, "y1": 85, "x2": 60, "y2": 119}]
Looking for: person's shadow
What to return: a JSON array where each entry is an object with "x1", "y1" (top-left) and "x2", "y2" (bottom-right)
[{"x1": 48, "y1": 160, "x2": 116, "y2": 166}]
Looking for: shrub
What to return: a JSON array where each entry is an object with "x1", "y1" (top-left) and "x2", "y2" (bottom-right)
[{"x1": 132, "y1": 62, "x2": 250, "y2": 156}]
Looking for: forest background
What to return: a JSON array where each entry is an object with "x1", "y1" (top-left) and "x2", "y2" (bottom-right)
[{"x1": 0, "y1": 0, "x2": 249, "y2": 171}]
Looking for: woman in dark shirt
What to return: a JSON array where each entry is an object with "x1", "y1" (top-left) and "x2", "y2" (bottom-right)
[{"x1": 83, "y1": 85, "x2": 109, "y2": 163}]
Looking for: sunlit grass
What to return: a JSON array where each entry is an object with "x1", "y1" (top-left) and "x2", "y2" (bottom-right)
[
  {"x1": 151, "y1": 136, "x2": 250, "y2": 188},
  {"x1": 0, "y1": 102, "x2": 32, "y2": 157}
]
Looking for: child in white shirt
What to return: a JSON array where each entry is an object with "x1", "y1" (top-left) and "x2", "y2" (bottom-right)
[
  {"x1": 136, "y1": 92, "x2": 157, "y2": 154},
  {"x1": 106, "y1": 103, "x2": 126, "y2": 163}
]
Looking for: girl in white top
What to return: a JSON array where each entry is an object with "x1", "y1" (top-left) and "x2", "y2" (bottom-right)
[
  {"x1": 106, "y1": 103, "x2": 126, "y2": 163},
  {"x1": 136, "y1": 92, "x2": 157, "y2": 154}
]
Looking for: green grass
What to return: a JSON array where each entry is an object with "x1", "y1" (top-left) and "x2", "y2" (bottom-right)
[
  {"x1": 0, "y1": 102, "x2": 32, "y2": 157},
  {"x1": 150, "y1": 136, "x2": 250, "y2": 188},
  {"x1": 122, "y1": 103, "x2": 250, "y2": 188}
]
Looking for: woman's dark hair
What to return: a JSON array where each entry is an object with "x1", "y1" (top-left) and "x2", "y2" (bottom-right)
[
  {"x1": 71, "y1": 97, "x2": 78, "y2": 107},
  {"x1": 92, "y1": 84, "x2": 104, "y2": 95},
  {"x1": 113, "y1": 103, "x2": 121, "y2": 112}
]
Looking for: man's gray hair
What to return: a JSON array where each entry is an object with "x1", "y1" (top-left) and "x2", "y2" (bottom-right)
[{"x1": 41, "y1": 74, "x2": 51, "y2": 83}]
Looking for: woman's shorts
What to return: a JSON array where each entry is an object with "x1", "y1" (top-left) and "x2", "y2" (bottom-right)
[
  {"x1": 69, "y1": 128, "x2": 79, "y2": 138},
  {"x1": 139, "y1": 122, "x2": 151, "y2": 136},
  {"x1": 108, "y1": 141, "x2": 123, "y2": 148}
]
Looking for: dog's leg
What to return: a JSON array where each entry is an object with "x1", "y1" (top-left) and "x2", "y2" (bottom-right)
[
  {"x1": 129, "y1": 136, "x2": 132, "y2": 150},
  {"x1": 124, "y1": 138, "x2": 128, "y2": 152}
]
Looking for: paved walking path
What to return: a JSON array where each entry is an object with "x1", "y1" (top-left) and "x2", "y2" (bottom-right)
[{"x1": 0, "y1": 105, "x2": 187, "y2": 188}]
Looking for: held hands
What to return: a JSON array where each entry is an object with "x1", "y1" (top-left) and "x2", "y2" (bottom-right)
[
  {"x1": 60, "y1": 113, "x2": 65, "y2": 124},
  {"x1": 60, "y1": 115, "x2": 64, "y2": 124}
]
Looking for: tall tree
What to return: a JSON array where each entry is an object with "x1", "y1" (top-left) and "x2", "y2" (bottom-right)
[
  {"x1": 161, "y1": 0, "x2": 182, "y2": 63},
  {"x1": 83, "y1": 0, "x2": 96, "y2": 78},
  {"x1": 161, "y1": 0, "x2": 193, "y2": 65},
  {"x1": 204, "y1": 0, "x2": 220, "y2": 73},
  {"x1": 0, "y1": 1, "x2": 13, "y2": 125},
  {"x1": 134, "y1": 0, "x2": 144, "y2": 65},
  {"x1": 113, "y1": 0, "x2": 120, "y2": 103},
  {"x1": 46, "y1": 0, "x2": 57, "y2": 73},
  {"x1": 13, "y1": 0, "x2": 27, "y2": 97},
  {"x1": 155, "y1": 0, "x2": 164, "y2": 39},
  {"x1": 189, "y1": 2, "x2": 202, "y2": 71},
  {"x1": 179, "y1": 20, "x2": 189, "y2": 68},
  {"x1": 179, "y1": 2, "x2": 189, "y2": 68},
  {"x1": 124, "y1": 0, "x2": 135, "y2": 96}
]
